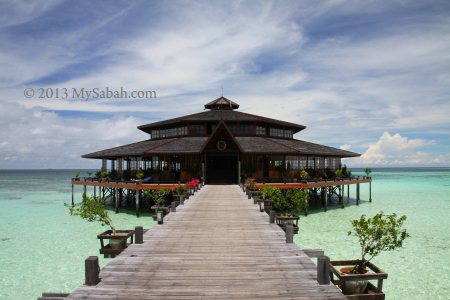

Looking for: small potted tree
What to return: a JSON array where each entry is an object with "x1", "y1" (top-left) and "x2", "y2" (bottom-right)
[
  {"x1": 66, "y1": 194, "x2": 134, "y2": 254},
  {"x1": 147, "y1": 189, "x2": 170, "y2": 221},
  {"x1": 364, "y1": 167, "x2": 372, "y2": 179},
  {"x1": 330, "y1": 212, "x2": 410, "y2": 295},
  {"x1": 74, "y1": 170, "x2": 80, "y2": 181},
  {"x1": 175, "y1": 184, "x2": 187, "y2": 204},
  {"x1": 298, "y1": 169, "x2": 309, "y2": 183},
  {"x1": 334, "y1": 169, "x2": 343, "y2": 180},
  {"x1": 273, "y1": 189, "x2": 309, "y2": 233},
  {"x1": 135, "y1": 170, "x2": 144, "y2": 184}
]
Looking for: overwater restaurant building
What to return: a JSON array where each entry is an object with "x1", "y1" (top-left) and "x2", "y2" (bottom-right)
[{"x1": 83, "y1": 97, "x2": 359, "y2": 184}]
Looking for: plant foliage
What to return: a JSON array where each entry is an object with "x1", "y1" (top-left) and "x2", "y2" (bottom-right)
[
  {"x1": 66, "y1": 193, "x2": 116, "y2": 233},
  {"x1": 364, "y1": 167, "x2": 372, "y2": 176},
  {"x1": 348, "y1": 212, "x2": 410, "y2": 273}
]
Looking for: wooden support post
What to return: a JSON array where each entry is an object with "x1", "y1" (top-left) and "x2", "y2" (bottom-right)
[
  {"x1": 341, "y1": 186, "x2": 345, "y2": 209},
  {"x1": 71, "y1": 184, "x2": 74, "y2": 205},
  {"x1": 115, "y1": 188, "x2": 119, "y2": 213},
  {"x1": 93, "y1": 186, "x2": 96, "y2": 197},
  {"x1": 285, "y1": 224, "x2": 294, "y2": 243},
  {"x1": 347, "y1": 184, "x2": 349, "y2": 199},
  {"x1": 135, "y1": 191, "x2": 140, "y2": 217},
  {"x1": 157, "y1": 211, "x2": 164, "y2": 225},
  {"x1": 269, "y1": 210, "x2": 276, "y2": 224},
  {"x1": 317, "y1": 256, "x2": 330, "y2": 285},
  {"x1": 324, "y1": 188, "x2": 328, "y2": 212},
  {"x1": 83, "y1": 184, "x2": 87, "y2": 196},
  {"x1": 369, "y1": 180, "x2": 372, "y2": 202},
  {"x1": 171, "y1": 201, "x2": 176, "y2": 212},
  {"x1": 135, "y1": 226, "x2": 143, "y2": 244},
  {"x1": 85, "y1": 256, "x2": 100, "y2": 286},
  {"x1": 356, "y1": 183, "x2": 360, "y2": 205}
]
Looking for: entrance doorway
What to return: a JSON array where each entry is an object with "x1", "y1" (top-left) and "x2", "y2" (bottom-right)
[{"x1": 206, "y1": 155, "x2": 238, "y2": 184}]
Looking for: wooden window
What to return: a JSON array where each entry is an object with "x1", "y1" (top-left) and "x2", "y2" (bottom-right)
[
  {"x1": 191, "y1": 124, "x2": 206, "y2": 135},
  {"x1": 240, "y1": 123, "x2": 252, "y2": 135},
  {"x1": 256, "y1": 126, "x2": 266, "y2": 135}
]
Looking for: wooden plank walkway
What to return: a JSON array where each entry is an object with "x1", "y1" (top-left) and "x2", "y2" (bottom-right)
[{"x1": 67, "y1": 185, "x2": 345, "y2": 299}]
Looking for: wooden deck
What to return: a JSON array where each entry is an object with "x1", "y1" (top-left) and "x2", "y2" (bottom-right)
[{"x1": 66, "y1": 185, "x2": 345, "y2": 299}]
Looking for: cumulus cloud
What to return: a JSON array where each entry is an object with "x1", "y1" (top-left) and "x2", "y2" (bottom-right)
[{"x1": 346, "y1": 132, "x2": 440, "y2": 166}]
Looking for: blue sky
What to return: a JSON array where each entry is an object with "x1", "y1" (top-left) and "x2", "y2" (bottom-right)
[{"x1": 0, "y1": 0, "x2": 449, "y2": 168}]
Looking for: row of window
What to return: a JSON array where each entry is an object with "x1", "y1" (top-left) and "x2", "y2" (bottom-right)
[
  {"x1": 269, "y1": 128, "x2": 293, "y2": 139},
  {"x1": 277, "y1": 156, "x2": 341, "y2": 170},
  {"x1": 151, "y1": 127, "x2": 187, "y2": 139},
  {"x1": 150, "y1": 123, "x2": 293, "y2": 139},
  {"x1": 111, "y1": 156, "x2": 341, "y2": 172}
]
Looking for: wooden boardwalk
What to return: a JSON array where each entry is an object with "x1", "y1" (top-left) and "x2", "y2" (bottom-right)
[{"x1": 67, "y1": 185, "x2": 345, "y2": 299}]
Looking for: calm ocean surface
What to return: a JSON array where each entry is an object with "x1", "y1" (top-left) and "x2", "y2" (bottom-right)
[{"x1": 0, "y1": 168, "x2": 449, "y2": 299}]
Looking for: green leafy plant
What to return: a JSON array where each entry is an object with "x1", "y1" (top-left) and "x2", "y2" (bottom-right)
[
  {"x1": 108, "y1": 170, "x2": 117, "y2": 179},
  {"x1": 364, "y1": 168, "x2": 372, "y2": 177},
  {"x1": 136, "y1": 171, "x2": 144, "y2": 183},
  {"x1": 348, "y1": 212, "x2": 410, "y2": 273},
  {"x1": 100, "y1": 171, "x2": 108, "y2": 179},
  {"x1": 95, "y1": 170, "x2": 102, "y2": 178},
  {"x1": 144, "y1": 189, "x2": 170, "y2": 207},
  {"x1": 261, "y1": 186, "x2": 281, "y2": 200},
  {"x1": 66, "y1": 194, "x2": 116, "y2": 234},
  {"x1": 298, "y1": 169, "x2": 309, "y2": 181},
  {"x1": 335, "y1": 169, "x2": 342, "y2": 179},
  {"x1": 286, "y1": 189, "x2": 309, "y2": 213},
  {"x1": 87, "y1": 171, "x2": 92, "y2": 177},
  {"x1": 74, "y1": 170, "x2": 80, "y2": 178}
]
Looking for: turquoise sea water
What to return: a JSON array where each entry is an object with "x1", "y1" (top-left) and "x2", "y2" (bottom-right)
[
  {"x1": 0, "y1": 169, "x2": 449, "y2": 299},
  {"x1": 0, "y1": 170, "x2": 155, "y2": 300},
  {"x1": 297, "y1": 168, "x2": 450, "y2": 300}
]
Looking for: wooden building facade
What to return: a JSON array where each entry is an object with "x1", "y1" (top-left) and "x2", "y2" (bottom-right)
[{"x1": 83, "y1": 97, "x2": 359, "y2": 184}]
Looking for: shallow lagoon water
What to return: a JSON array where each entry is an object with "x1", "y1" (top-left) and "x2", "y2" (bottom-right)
[
  {"x1": 0, "y1": 169, "x2": 449, "y2": 299},
  {"x1": 297, "y1": 168, "x2": 450, "y2": 300}
]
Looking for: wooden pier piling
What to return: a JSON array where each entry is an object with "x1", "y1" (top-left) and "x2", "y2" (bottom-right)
[
  {"x1": 84, "y1": 256, "x2": 100, "y2": 286},
  {"x1": 135, "y1": 226, "x2": 143, "y2": 244},
  {"x1": 317, "y1": 256, "x2": 331, "y2": 285},
  {"x1": 356, "y1": 183, "x2": 360, "y2": 205}
]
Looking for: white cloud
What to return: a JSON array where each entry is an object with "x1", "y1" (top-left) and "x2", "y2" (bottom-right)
[
  {"x1": 0, "y1": 101, "x2": 148, "y2": 169},
  {"x1": 347, "y1": 132, "x2": 439, "y2": 166}
]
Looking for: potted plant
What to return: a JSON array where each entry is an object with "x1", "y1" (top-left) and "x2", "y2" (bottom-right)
[
  {"x1": 260, "y1": 186, "x2": 280, "y2": 212},
  {"x1": 175, "y1": 184, "x2": 187, "y2": 204},
  {"x1": 66, "y1": 194, "x2": 133, "y2": 251},
  {"x1": 136, "y1": 170, "x2": 144, "y2": 184},
  {"x1": 364, "y1": 167, "x2": 372, "y2": 179},
  {"x1": 334, "y1": 169, "x2": 342, "y2": 180},
  {"x1": 330, "y1": 212, "x2": 410, "y2": 295},
  {"x1": 74, "y1": 170, "x2": 80, "y2": 181},
  {"x1": 86, "y1": 171, "x2": 92, "y2": 180},
  {"x1": 146, "y1": 189, "x2": 170, "y2": 219},
  {"x1": 272, "y1": 188, "x2": 309, "y2": 233},
  {"x1": 298, "y1": 169, "x2": 309, "y2": 183}
]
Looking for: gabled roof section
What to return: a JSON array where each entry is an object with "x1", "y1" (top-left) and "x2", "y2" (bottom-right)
[
  {"x1": 204, "y1": 96, "x2": 239, "y2": 110},
  {"x1": 200, "y1": 121, "x2": 244, "y2": 153}
]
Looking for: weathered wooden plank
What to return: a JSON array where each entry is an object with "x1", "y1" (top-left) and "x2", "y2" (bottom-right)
[{"x1": 66, "y1": 185, "x2": 345, "y2": 299}]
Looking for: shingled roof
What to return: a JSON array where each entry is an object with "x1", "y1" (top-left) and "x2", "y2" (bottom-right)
[
  {"x1": 82, "y1": 136, "x2": 359, "y2": 159},
  {"x1": 138, "y1": 110, "x2": 306, "y2": 134},
  {"x1": 204, "y1": 96, "x2": 239, "y2": 110}
]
